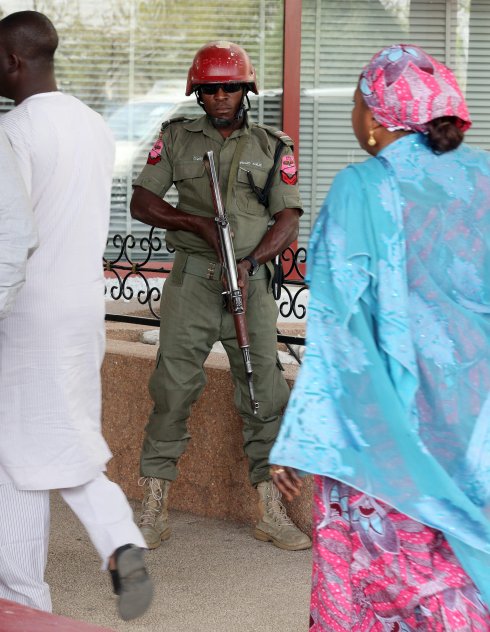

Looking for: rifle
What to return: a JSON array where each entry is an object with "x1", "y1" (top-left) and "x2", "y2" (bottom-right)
[{"x1": 203, "y1": 150, "x2": 259, "y2": 415}]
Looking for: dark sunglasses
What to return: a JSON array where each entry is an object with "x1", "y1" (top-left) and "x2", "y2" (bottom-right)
[{"x1": 200, "y1": 82, "x2": 244, "y2": 95}]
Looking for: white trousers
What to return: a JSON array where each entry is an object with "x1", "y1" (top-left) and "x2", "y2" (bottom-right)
[{"x1": 0, "y1": 472, "x2": 146, "y2": 612}]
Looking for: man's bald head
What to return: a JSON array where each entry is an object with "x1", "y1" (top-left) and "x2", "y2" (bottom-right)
[
  {"x1": 0, "y1": 11, "x2": 59, "y2": 103},
  {"x1": 0, "y1": 11, "x2": 58, "y2": 65}
]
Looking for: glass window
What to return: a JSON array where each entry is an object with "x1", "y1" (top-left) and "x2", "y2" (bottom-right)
[
  {"x1": 1, "y1": 1, "x2": 489, "y2": 255},
  {"x1": 0, "y1": 0, "x2": 284, "y2": 258},
  {"x1": 299, "y1": 0, "x2": 490, "y2": 246}
]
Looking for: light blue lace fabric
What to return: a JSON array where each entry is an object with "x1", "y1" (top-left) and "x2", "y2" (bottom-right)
[{"x1": 270, "y1": 133, "x2": 490, "y2": 604}]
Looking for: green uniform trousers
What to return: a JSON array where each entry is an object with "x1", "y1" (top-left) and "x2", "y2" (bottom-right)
[{"x1": 140, "y1": 253, "x2": 290, "y2": 485}]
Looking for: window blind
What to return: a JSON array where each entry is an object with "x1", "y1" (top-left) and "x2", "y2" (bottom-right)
[
  {"x1": 465, "y1": 1, "x2": 490, "y2": 145},
  {"x1": 1, "y1": 1, "x2": 488, "y2": 255},
  {"x1": 0, "y1": 0, "x2": 284, "y2": 259},
  {"x1": 298, "y1": 0, "x2": 490, "y2": 247}
]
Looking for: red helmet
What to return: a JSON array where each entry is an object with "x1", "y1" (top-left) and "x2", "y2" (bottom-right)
[{"x1": 185, "y1": 41, "x2": 258, "y2": 96}]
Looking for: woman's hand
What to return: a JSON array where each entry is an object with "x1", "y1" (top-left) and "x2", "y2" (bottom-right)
[{"x1": 269, "y1": 465, "x2": 302, "y2": 502}]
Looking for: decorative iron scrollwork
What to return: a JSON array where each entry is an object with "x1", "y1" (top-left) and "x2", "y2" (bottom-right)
[{"x1": 104, "y1": 228, "x2": 308, "y2": 323}]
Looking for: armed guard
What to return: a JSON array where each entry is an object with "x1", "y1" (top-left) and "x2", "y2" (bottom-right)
[{"x1": 130, "y1": 41, "x2": 311, "y2": 551}]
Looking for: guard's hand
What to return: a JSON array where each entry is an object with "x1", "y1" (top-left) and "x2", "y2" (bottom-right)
[
  {"x1": 236, "y1": 261, "x2": 250, "y2": 312},
  {"x1": 194, "y1": 216, "x2": 221, "y2": 258},
  {"x1": 269, "y1": 465, "x2": 302, "y2": 502}
]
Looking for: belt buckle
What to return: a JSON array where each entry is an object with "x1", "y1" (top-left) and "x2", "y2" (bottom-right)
[{"x1": 207, "y1": 262, "x2": 216, "y2": 280}]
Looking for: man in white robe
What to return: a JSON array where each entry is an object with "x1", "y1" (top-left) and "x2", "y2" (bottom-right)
[
  {"x1": 0, "y1": 126, "x2": 37, "y2": 318},
  {"x1": 0, "y1": 10, "x2": 152, "y2": 621}
]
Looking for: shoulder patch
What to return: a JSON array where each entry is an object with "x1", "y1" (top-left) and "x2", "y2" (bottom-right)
[
  {"x1": 254, "y1": 123, "x2": 294, "y2": 149},
  {"x1": 147, "y1": 135, "x2": 164, "y2": 165},
  {"x1": 147, "y1": 118, "x2": 188, "y2": 165},
  {"x1": 147, "y1": 117, "x2": 195, "y2": 165},
  {"x1": 280, "y1": 154, "x2": 297, "y2": 185}
]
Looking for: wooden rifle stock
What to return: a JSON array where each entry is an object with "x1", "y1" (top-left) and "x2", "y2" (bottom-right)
[{"x1": 203, "y1": 150, "x2": 259, "y2": 415}]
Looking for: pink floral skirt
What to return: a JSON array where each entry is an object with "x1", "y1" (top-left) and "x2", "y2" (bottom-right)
[{"x1": 310, "y1": 476, "x2": 490, "y2": 631}]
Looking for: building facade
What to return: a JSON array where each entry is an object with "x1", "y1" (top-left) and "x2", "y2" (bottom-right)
[{"x1": 1, "y1": 0, "x2": 488, "y2": 253}]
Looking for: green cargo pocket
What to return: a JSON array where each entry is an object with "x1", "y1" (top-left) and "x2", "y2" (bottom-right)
[{"x1": 172, "y1": 161, "x2": 208, "y2": 213}]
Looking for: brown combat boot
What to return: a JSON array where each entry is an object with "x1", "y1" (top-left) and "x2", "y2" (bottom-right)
[
  {"x1": 137, "y1": 477, "x2": 171, "y2": 550},
  {"x1": 254, "y1": 479, "x2": 312, "y2": 551}
]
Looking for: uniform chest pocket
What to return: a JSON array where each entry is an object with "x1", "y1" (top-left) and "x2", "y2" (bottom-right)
[
  {"x1": 173, "y1": 161, "x2": 206, "y2": 182},
  {"x1": 236, "y1": 166, "x2": 269, "y2": 214},
  {"x1": 172, "y1": 161, "x2": 209, "y2": 212}
]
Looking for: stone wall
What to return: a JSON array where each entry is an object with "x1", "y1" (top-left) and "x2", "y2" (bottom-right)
[{"x1": 102, "y1": 323, "x2": 312, "y2": 534}]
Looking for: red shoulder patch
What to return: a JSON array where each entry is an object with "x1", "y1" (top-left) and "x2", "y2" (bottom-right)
[
  {"x1": 280, "y1": 154, "x2": 297, "y2": 185},
  {"x1": 147, "y1": 137, "x2": 163, "y2": 165}
]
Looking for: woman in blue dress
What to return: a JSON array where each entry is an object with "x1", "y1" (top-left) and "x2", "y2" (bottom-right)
[{"x1": 270, "y1": 44, "x2": 490, "y2": 630}]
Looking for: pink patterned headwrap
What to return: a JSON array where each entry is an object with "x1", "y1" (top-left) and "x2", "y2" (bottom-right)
[{"x1": 359, "y1": 44, "x2": 471, "y2": 133}]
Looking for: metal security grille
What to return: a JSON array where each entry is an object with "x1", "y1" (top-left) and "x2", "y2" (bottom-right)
[{"x1": 104, "y1": 227, "x2": 307, "y2": 347}]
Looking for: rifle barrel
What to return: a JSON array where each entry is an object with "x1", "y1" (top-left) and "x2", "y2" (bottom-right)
[{"x1": 203, "y1": 150, "x2": 259, "y2": 414}]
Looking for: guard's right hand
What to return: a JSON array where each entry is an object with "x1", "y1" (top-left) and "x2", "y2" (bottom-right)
[
  {"x1": 194, "y1": 216, "x2": 221, "y2": 258},
  {"x1": 236, "y1": 260, "x2": 250, "y2": 313}
]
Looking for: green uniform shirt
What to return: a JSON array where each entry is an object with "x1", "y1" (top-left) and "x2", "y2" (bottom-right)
[{"x1": 133, "y1": 114, "x2": 303, "y2": 260}]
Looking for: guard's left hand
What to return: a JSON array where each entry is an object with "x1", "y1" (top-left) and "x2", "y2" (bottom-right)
[
  {"x1": 270, "y1": 465, "x2": 302, "y2": 502},
  {"x1": 236, "y1": 261, "x2": 250, "y2": 312}
]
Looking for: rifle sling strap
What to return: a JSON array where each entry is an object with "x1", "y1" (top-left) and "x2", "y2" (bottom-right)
[{"x1": 246, "y1": 139, "x2": 284, "y2": 208}]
